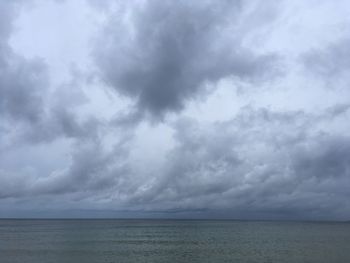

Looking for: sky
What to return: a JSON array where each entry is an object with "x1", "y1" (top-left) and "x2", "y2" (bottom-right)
[{"x1": 0, "y1": 0, "x2": 350, "y2": 220}]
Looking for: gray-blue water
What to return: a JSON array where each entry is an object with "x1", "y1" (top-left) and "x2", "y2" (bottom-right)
[{"x1": 0, "y1": 219, "x2": 349, "y2": 263}]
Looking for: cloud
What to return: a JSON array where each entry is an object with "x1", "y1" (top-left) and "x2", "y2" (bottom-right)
[
  {"x1": 2, "y1": 105, "x2": 349, "y2": 220},
  {"x1": 94, "y1": 0, "x2": 279, "y2": 119},
  {"x1": 121, "y1": 107, "x2": 350, "y2": 219},
  {"x1": 0, "y1": 1, "x2": 48, "y2": 125},
  {"x1": 0, "y1": 1, "x2": 101, "y2": 150},
  {"x1": 302, "y1": 37, "x2": 350, "y2": 87},
  {"x1": 0, "y1": 54, "x2": 47, "y2": 123},
  {"x1": 1, "y1": 0, "x2": 350, "y2": 220}
]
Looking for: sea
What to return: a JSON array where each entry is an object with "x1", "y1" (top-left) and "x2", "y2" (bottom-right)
[{"x1": 0, "y1": 219, "x2": 349, "y2": 263}]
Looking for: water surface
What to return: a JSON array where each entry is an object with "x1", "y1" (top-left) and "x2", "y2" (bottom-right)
[{"x1": 1, "y1": 219, "x2": 349, "y2": 263}]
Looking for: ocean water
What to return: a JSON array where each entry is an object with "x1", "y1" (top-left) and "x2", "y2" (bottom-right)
[{"x1": 0, "y1": 219, "x2": 349, "y2": 263}]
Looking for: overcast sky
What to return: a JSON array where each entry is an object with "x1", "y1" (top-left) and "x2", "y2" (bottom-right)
[{"x1": 1, "y1": 0, "x2": 350, "y2": 220}]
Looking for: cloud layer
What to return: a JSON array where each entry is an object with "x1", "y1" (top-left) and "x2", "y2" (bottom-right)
[{"x1": 0, "y1": 0, "x2": 350, "y2": 220}]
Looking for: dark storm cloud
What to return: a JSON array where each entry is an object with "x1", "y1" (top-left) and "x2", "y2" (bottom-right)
[{"x1": 95, "y1": 0, "x2": 279, "y2": 118}]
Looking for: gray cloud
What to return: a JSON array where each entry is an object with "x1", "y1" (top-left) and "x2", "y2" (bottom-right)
[
  {"x1": 0, "y1": 54, "x2": 47, "y2": 123},
  {"x1": 1, "y1": 0, "x2": 350, "y2": 220},
  {"x1": 0, "y1": 1, "x2": 47, "y2": 124},
  {"x1": 3, "y1": 105, "x2": 349, "y2": 220},
  {"x1": 0, "y1": 1, "x2": 101, "y2": 150},
  {"x1": 0, "y1": 1, "x2": 113, "y2": 206},
  {"x1": 122, "y1": 107, "x2": 350, "y2": 219},
  {"x1": 303, "y1": 37, "x2": 350, "y2": 86},
  {"x1": 94, "y1": 0, "x2": 279, "y2": 119}
]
